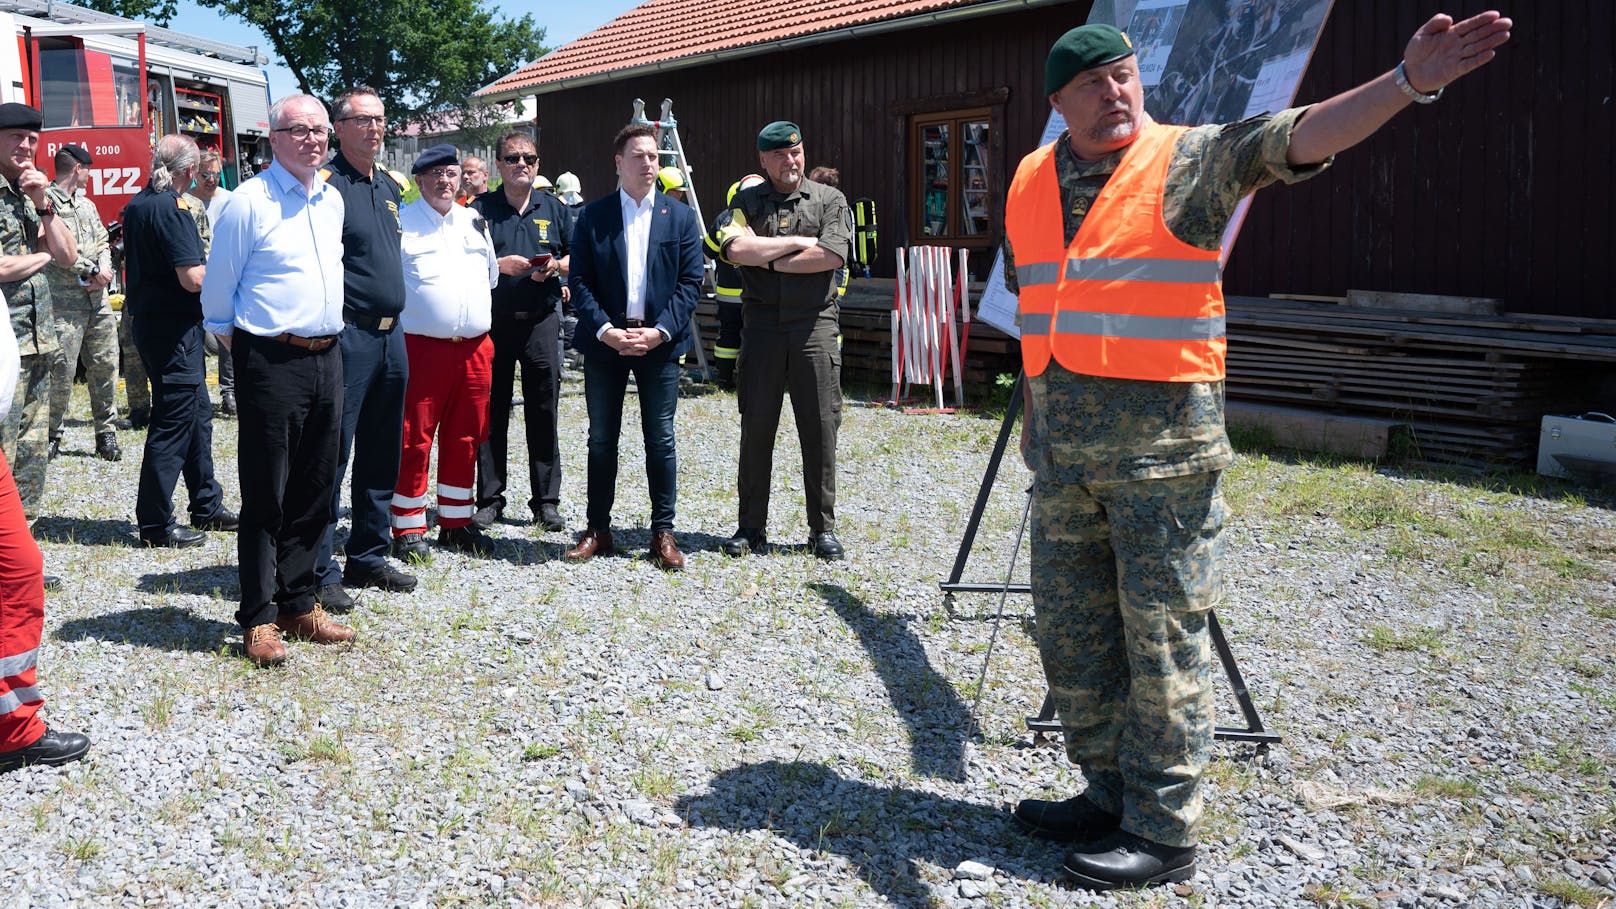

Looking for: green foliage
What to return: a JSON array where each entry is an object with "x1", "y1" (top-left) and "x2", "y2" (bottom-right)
[
  {"x1": 185, "y1": 0, "x2": 547, "y2": 127},
  {"x1": 82, "y1": 0, "x2": 179, "y2": 23}
]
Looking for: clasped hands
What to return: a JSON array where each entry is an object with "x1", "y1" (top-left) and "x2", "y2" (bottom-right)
[{"x1": 603, "y1": 326, "x2": 663, "y2": 357}]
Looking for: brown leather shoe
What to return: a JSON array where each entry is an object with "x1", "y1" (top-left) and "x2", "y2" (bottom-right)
[
  {"x1": 275, "y1": 605, "x2": 357, "y2": 645},
  {"x1": 564, "y1": 528, "x2": 614, "y2": 561},
  {"x1": 650, "y1": 530, "x2": 684, "y2": 571},
  {"x1": 244, "y1": 623, "x2": 288, "y2": 667}
]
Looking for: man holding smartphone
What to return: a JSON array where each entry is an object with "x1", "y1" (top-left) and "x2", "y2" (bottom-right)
[{"x1": 470, "y1": 132, "x2": 573, "y2": 533}]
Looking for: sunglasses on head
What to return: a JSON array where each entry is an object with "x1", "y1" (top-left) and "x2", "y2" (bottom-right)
[{"x1": 502, "y1": 153, "x2": 538, "y2": 165}]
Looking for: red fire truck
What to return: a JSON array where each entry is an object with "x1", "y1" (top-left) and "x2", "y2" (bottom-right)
[{"x1": 0, "y1": 0, "x2": 272, "y2": 225}]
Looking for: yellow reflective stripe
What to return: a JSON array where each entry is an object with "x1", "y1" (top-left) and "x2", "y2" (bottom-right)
[{"x1": 713, "y1": 346, "x2": 740, "y2": 360}]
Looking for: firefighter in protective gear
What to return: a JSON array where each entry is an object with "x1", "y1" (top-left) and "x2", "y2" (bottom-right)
[
  {"x1": 657, "y1": 166, "x2": 687, "y2": 202},
  {"x1": 703, "y1": 174, "x2": 765, "y2": 389}
]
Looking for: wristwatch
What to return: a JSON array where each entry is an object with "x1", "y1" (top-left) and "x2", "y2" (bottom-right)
[
  {"x1": 1394, "y1": 61, "x2": 1443, "y2": 104},
  {"x1": 37, "y1": 201, "x2": 55, "y2": 217}
]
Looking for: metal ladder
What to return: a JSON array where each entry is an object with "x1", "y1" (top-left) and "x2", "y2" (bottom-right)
[{"x1": 631, "y1": 97, "x2": 711, "y2": 381}]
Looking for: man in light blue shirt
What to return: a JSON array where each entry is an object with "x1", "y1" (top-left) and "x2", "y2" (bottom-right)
[{"x1": 201, "y1": 93, "x2": 355, "y2": 668}]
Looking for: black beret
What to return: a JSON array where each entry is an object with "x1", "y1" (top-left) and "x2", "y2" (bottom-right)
[
  {"x1": 411, "y1": 143, "x2": 459, "y2": 174},
  {"x1": 1046, "y1": 24, "x2": 1135, "y2": 95},
  {"x1": 0, "y1": 102, "x2": 43, "y2": 131},
  {"x1": 757, "y1": 121, "x2": 803, "y2": 151},
  {"x1": 62, "y1": 145, "x2": 93, "y2": 166}
]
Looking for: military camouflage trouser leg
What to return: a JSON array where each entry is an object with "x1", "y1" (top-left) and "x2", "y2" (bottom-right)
[
  {"x1": 50, "y1": 303, "x2": 122, "y2": 438},
  {"x1": 118, "y1": 310, "x2": 149, "y2": 414},
  {"x1": 1029, "y1": 469, "x2": 1225, "y2": 848},
  {"x1": 0, "y1": 353, "x2": 54, "y2": 519}
]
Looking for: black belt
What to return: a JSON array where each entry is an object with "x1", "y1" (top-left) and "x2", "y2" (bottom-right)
[
  {"x1": 616, "y1": 318, "x2": 645, "y2": 329},
  {"x1": 344, "y1": 309, "x2": 397, "y2": 331},
  {"x1": 495, "y1": 310, "x2": 546, "y2": 321}
]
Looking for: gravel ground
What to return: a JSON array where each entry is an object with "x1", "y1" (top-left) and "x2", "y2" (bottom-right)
[{"x1": 2, "y1": 372, "x2": 1613, "y2": 909}]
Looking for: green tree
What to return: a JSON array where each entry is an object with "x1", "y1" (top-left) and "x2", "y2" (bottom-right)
[{"x1": 85, "y1": 0, "x2": 546, "y2": 126}]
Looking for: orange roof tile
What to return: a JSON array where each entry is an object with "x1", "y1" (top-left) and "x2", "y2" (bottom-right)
[{"x1": 480, "y1": 0, "x2": 1007, "y2": 97}]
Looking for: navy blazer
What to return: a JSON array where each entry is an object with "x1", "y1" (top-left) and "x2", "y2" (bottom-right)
[{"x1": 567, "y1": 190, "x2": 705, "y2": 363}]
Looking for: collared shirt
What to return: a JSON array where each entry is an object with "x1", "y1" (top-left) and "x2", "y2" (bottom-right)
[
  {"x1": 470, "y1": 188, "x2": 573, "y2": 316},
  {"x1": 44, "y1": 183, "x2": 110, "y2": 308},
  {"x1": 0, "y1": 173, "x2": 55, "y2": 357},
  {"x1": 321, "y1": 152, "x2": 405, "y2": 318},
  {"x1": 1004, "y1": 108, "x2": 1330, "y2": 484},
  {"x1": 398, "y1": 198, "x2": 497, "y2": 340},
  {"x1": 201, "y1": 160, "x2": 346, "y2": 338},
  {"x1": 726, "y1": 177, "x2": 851, "y2": 326},
  {"x1": 619, "y1": 188, "x2": 654, "y2": 321},
  {"x1": 123, "y1": 185, "x2": 206, "y2": 319}
]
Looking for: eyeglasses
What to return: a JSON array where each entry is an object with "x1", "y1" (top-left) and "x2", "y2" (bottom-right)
[
  {"x1": 198, "y1": 171, "x2": 221, "y2": 180},
  {"x1": 420, "y1": 167, "x2": 460, "y2": 182},
  {"x1": 337, "y1": 115, "x2": 386, "y2": 129},
  {"x1": 501, "y1": 153, "x2": 538, "y2": 165},
  {"x1": 272, "y1": 125, "x2": 330, "y2": 140}
]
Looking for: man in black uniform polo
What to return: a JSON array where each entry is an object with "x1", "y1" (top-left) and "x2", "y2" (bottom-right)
[
  {"x1": 471, "y1": 131, "x2": 572, "y2": 532},
  {"x1": 314, "y1": 86, "x2": 416, "y2": 604},
  {"x1": 122, "y1": 134, "x2": 236, "y2": 547}
]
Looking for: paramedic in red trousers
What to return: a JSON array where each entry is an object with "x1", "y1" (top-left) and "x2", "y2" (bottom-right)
[
  {"x1": 389, "y1": 145, "x2": 498, "y2": 559},
  {"x1": 0, "y1": 301, "x2": 88, "y2": 772},
  {"x1": 1004, "y1": 14, "x2": 1511, "y2": 891},
  {"x1": 312, "y1": 86, "x2": 418, "y2": 610}
]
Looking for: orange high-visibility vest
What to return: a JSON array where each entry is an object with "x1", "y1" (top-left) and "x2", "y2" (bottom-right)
[{"x1": 1005, "y1": 123, "x2": 1225, "y2": 382}]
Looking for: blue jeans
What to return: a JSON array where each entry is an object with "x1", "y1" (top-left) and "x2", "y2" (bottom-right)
[{"x1": 582, "y1": 354, "x2": 680, "y2": 532}]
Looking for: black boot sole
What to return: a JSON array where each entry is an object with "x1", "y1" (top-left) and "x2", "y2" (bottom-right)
[{"x1": 1061, "y1": 860, "x2": 1195, "y2": 891}]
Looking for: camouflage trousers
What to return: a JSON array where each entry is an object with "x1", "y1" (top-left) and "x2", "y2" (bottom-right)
[
  {"x1": 50, "y1": 301, "x2": 121, "y2": 438},
  {"x1": 1029, "y1": 469, "x2": 1225, "y2": 848},
  {"x1": 118, "y1": 310, "x2": 150, "y2": 414},
  {"x1": 0, "y1": 354, "x2": 53, "y2": 519}
]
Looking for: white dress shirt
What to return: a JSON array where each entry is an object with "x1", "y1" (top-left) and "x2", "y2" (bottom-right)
[
  {"x1": 203, "y1": 186, "x2": 232, "y2": 226},
  {"x1": 398, "y1": 198, "x2": 497, "y2": 339},
  {"x1": 201, "y1": 160, "x2": 346, "y2": 338},
  {"x1": 620, "y1": 187, "x2": 654, "y2": 322}
]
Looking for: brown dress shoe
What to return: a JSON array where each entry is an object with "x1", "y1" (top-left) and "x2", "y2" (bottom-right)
[
  {"x1": 650, "y1": 530, "x2": 685, "y2": 571},
  {"x1": 244, "y1": 623, "x2": 288, "y2": 667},
  {"x1": 275, "y1": 605, "x2": 357, "y2": 645},
  {"x1": 564, "y1": 528, "x2": 614, "y2": 561}
]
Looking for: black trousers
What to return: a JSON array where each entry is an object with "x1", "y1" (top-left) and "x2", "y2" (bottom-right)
[
  {"x1": 132, "y1": 314, "x2": 223, "y2": 537},
  {"x1": 477, "y1": 310, "x2": 561, "y2": 516},
  {"x1": 233, "y1": 333, "x2": 342, "y2": 629}
]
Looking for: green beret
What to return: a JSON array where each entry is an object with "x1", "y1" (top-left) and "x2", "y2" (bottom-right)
[
  {"x1": 1045, "y1": 24, "x2": 1135, "y2": 95},
  {"x1": 757, "y1": 121, "x2": 803, "y2": 151}
]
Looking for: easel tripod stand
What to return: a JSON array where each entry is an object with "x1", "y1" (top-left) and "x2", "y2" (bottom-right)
[{"x1": 942, "y1": 375, "x2": 1280, "y2": 746}]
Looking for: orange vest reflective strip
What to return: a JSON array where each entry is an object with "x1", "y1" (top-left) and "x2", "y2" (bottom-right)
[{"x1": 1006, "y1": 123, "x2": 1226, "y2": 382}]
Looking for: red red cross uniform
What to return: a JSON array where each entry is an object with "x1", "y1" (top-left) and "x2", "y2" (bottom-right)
[
  {"x1": 0, "y1": 449, "x2": 47, "y2": 752},
  {"x1": 390, "y1": 196, "x2": 499, "y2": 537}
]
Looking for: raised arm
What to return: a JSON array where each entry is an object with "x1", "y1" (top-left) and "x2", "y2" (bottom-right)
[{"x1": 1287, "y1": 11, "x2": 1512, "y2": 166}]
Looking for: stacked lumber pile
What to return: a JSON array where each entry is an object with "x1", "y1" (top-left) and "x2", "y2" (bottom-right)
[{"x1": 1225, "y1": 296, "x2": 1616, "y2": 468}]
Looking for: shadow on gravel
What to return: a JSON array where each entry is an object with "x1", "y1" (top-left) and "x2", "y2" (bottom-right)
[
  {"x1": 676, "y1": 761, "x2": 1050, "y2": 907},
  {"x1": 30, "y1": 515, "x2": 139, "y2": 546},
  {"x1": 135, "y1": 565, "x2": 240, "y2": 599},
  {"x1": 55, "y1": 605, "x2": 236, "y2": 653},
  {"x1": 812, "y1": 583, "x2": 970, "y2": 781}
]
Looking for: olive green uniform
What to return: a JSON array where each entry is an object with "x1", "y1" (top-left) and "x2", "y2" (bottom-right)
[
  {"x1": 1004, "y1": 109, "x2": 1327, "y2": 847},
  {"x1": 728, "y1": 178, "x2": 851, "y2": 536},
  {"x1": 0, "y1": 174, "x2": 58, "y2": 518},
  {"x1": 45, "y1": 182, "x2": 119, "y2": 441}
]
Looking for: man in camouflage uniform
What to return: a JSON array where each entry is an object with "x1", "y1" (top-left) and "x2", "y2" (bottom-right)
[
  {"x1": 1004, "y1": 15, "x2": 1511, "y2": 890},
  {"x1": 45, "y1": 145, "x2": 121, "y2": 462},
  {"x1": 0, "y1": 103, "x2": 77, "y2": 522}
]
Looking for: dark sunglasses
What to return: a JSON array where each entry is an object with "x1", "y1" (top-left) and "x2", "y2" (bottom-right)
[{"x1": 502, "y1": 153, "x2": 538, "y2": 165}]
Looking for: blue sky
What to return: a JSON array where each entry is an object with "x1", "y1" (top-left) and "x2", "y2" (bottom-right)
[{"x1": 165, "y1": 1, "x2": 642, "y2": 98}]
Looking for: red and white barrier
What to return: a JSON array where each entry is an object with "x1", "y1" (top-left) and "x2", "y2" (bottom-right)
[{"x1": 891, "y1": 245, "x2": 971, "y2": 409}]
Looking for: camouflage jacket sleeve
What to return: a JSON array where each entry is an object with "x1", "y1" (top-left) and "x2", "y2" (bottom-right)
[{"x1": 183, "y1": 193, "x2": 212, "y2": 259}]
